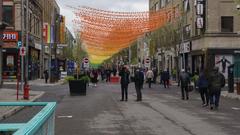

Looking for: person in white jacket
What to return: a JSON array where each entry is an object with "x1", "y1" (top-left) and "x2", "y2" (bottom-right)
[{"x1": 146, "y1": 69, "x2": 154, "y2": 88}]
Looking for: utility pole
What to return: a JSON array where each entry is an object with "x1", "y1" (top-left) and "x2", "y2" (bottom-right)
[
  {"x1": 0, "y1": 0, "x2": 3, "y2": 87},
  {"x1": 40, "y1": 8, "x2": 44, "y2": 79},
  {"x1": 25, "y1": 0, "x2": 29, "y2": 84},
  {"x1": 49, "y1": 8, "x2": 55, "y2": 83},
  {"x1": 181, "y1": 1, "x2": 187, "y2": 71},
  {"x1": 21, "y1": 0, "x2": 25, "y2": 91}
]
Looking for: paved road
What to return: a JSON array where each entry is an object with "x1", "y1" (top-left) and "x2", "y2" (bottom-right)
[{"x1": 1, "y1": 82, "x2": 240, "y2": 135}]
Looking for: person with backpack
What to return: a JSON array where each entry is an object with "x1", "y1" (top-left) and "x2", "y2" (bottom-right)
[
  {"x1": 208, "y1": 67, "x2": 225, "y2": 110},
  {"x1": 197, "y1": 71, "x2": 209, "y2": 107},
  {"x1": 146, "y1": 68, "x2": 154, "y2": 88},
  {"x1": 179, "y1": 69, "x2": 191, "y2": 100}
]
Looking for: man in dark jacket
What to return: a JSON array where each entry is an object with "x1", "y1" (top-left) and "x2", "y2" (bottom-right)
[
  {"x1": 208, "y1": 67, "x2": 225, "y2": 110},
  {"x1": 197, "y1": 71, "x2": 209, "y2": 107},
  {"x1": 134, "y1": 68, "x2": 144, "y2": 101},
  {"x1": 119, "y1": 66, "x2": 130, "y2": 101},
  {"x1": 44, "y1": 70, "x2": 49, "y2": 83},
  {"x1": 162, "y1": 70, "x2": 170, "y2": 88},
  {"x1": 105, "y1": 68, "x2": 112, "y2": 82},
  {"x1": 179, "y1": 69, "x2": 191, "y2": 100}
]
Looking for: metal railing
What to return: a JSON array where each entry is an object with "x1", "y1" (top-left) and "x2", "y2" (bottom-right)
[{"x1": 0, "y1": 102, "x2": 56, "y2": 135}]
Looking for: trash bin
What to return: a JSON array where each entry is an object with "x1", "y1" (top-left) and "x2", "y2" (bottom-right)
[{"x1": 237, "y1": 82, "x2": 240, "y2": 95}]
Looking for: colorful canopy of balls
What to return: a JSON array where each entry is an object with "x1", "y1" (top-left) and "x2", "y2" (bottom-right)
[{"x1": 73, "y1": 6, "x2": 179, "y2": 65}]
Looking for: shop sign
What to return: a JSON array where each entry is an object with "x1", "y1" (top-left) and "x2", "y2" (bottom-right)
[
  {"x1": 35, "y1": 43, "x2": 42, "y2": 50},
  {"x1": 2, "y1": 32, "x2": 19, "y2": 41},
  {"x1": 57, "y1": 44, "x2": 67, "y2": 48},
  {"x1": 179, "y1": 42, "x2": 191, "y2": 54}
]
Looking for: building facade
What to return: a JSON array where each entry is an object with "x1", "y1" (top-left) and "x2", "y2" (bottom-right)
[
  {"x1": 40, "y1": 0, "x2": 61, "y2": 81},
  {"x1": 1, "y1": 0, "x2": 42, "y2": 81},
  {"x1": 149, "y1": 0, "x2": 240, "y2": 79}
]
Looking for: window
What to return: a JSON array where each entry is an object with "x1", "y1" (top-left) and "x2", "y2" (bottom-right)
[
  {"x1": 3, "y1": 6, "x2": 13, "y2": 26},
  {"x1": 221, "y1": 16, "x2": 233, "y2": 32}
]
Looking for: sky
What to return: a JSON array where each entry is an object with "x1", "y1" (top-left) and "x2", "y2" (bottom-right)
[{"x1": 56, "y1": 0, "x2": 149, "y2": 37}]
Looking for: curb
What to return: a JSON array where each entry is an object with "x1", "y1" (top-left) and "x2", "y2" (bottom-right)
[
  {"x1": 221, "y1": 92, "x2": 240, "y2": 100},
  {"x1": 0, "y1": 91, "x2": 45, "y2": 121}
]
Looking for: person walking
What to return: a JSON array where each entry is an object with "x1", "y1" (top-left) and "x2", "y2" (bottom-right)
[
  {"x1": 134, "y1": 68, "x2": 144, "y2": 101},
  {"x1": 162, "y1": 70, "x2": 170, "y2": 88},
  {"x1": 146, "y1": 69, "x2": 154, "y2": 88},
  {"x1": 91, "y1": 70, "x2": 98, "y2": 87},
  {"x1": 43, "y1": 70, "x2": 49, "y2": 83},
  {"x1": 197, "y1": 71, "x2": 209, "y2": 107},
  {"x1": 153, "y1": 67, "x2": 158, "y2": 84},
  {"x1": 119, "y1": 66, "x2": 130, "y2": 101},
  {"x1": 179, "y1": 69, "x2": 191, "y2": 100},
  {"x1": 105, "y1": 68, "x2": 111, "y2": 82},
  {"x1": 208, "y1": 67, "x2": 225, "y2": 110}
]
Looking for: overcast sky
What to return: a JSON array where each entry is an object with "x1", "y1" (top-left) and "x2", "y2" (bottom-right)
[{"x1": 56, "y1": 0, "x2": 149, "y2": 37}]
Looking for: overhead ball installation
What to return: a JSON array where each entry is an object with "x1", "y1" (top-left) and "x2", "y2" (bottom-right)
[{"x1": 72, "y1": 6, "x2": 179, "y2": 65}]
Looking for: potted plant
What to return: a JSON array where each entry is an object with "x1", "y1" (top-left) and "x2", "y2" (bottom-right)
[{"x1": 67, "y1": 74, "x2": 90, "y2": 96}]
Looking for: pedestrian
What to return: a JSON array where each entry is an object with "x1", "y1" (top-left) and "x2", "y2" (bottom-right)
[
  {"x1": 44, "y1": 70, "x2": 49, "y2": 83},
  {"x1": 113, "y1": 67, "x2": 117, "y2": 76},
  {"x1": 208, "y1": 67, "x2": 225, "y2": 110},
  {"x1": 162, "y1": 70, "x2": 170, "y2": 88},
  {"x1": 119, "y1": 66, "x2": 130, "y2": 101},
  {"x1": 91, "y1": 70, "x2": 98, "y2": 87},
  {"x1": 105, "y1": 68, "x2": 111, "y2": 82},
  {"x1": 192, "y1": 71, "x2": 199, "y2": 91},
  {"x1": 134, "y1": 68, "x2": 144, "y2": 101},
  {"x1": 179, "y1": 69, "x2": 191, "y2": 100},
  {"x1": 146, "y1": 68, "x2": 154, "y2": 88},
  {"x1": 140, "y1": 68, "x2": 144, "y2": 89},
  {"x1": 197, "y1": 71, "x2": 209, "y2": 107},
  {"x1": 153, "y1": 67, "x2": 158, "y2": 84}
]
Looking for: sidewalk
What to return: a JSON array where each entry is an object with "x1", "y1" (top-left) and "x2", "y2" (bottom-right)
[
  {"x1": 169, "y1": 80, "x2": 240, "y2": 100},
  {"x1": 0, "y1": 88, "x2": 45, "y2": 121},
  {"x1": 221, "y1": 90, "x2": 240, "y2": 100},
  {"x1": 4, "y1": 79, "x2": 64, "y2": 87}
]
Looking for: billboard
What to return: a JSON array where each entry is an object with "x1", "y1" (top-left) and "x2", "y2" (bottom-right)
[{"x1": 215, "y1": 55, "x2": 233, "y2": 79}]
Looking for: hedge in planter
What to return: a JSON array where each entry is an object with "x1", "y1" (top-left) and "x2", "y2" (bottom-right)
[{"x1": 67, "y1": 75, "x2": 90, "y2": 96}]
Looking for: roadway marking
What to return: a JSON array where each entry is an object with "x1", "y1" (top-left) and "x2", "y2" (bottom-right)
[
  {"x1": 57, "y1": 115, "x2": 73, "y2": 118},
  {"x1": 231, "y1": 107, "x2": 240, "y2": 110}
]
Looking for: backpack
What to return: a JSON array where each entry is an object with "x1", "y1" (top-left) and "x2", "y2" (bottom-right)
[{"x1": 210, "y1": 73, "x2": 225, "y2": 88}]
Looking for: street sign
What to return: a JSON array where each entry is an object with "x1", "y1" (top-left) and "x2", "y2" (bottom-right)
[
  {"x1": 145, "y1": 58, "x2": 151, "y2": 68},
  {"x1": 83, "y1": 57, "x2": 89, "y2": 68},
  {"x1": 17, "y1": 41, "x2": 22, "y2": 48},
  {"x1": 19, "y1": 47, "x2": 26, "y2": 56}
]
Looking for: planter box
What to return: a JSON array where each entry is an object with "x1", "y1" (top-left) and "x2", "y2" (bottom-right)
[
  {"x1": 110, "y1": 76, "x2": 120, "y2": 83},
  {"x1": 69, "y1": 80, "x2": 87, "y2": 96}
]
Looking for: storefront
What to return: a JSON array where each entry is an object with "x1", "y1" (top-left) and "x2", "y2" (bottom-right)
[
  {"x1": 2, "y1": 31, "x2": 19, "y2": 81},
  {"x1": 191, "y1": 49, "x2": 240, "y2": 79},
  {"x1": 29, "y1": 47, "x2": 40, "y2": 80}
]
